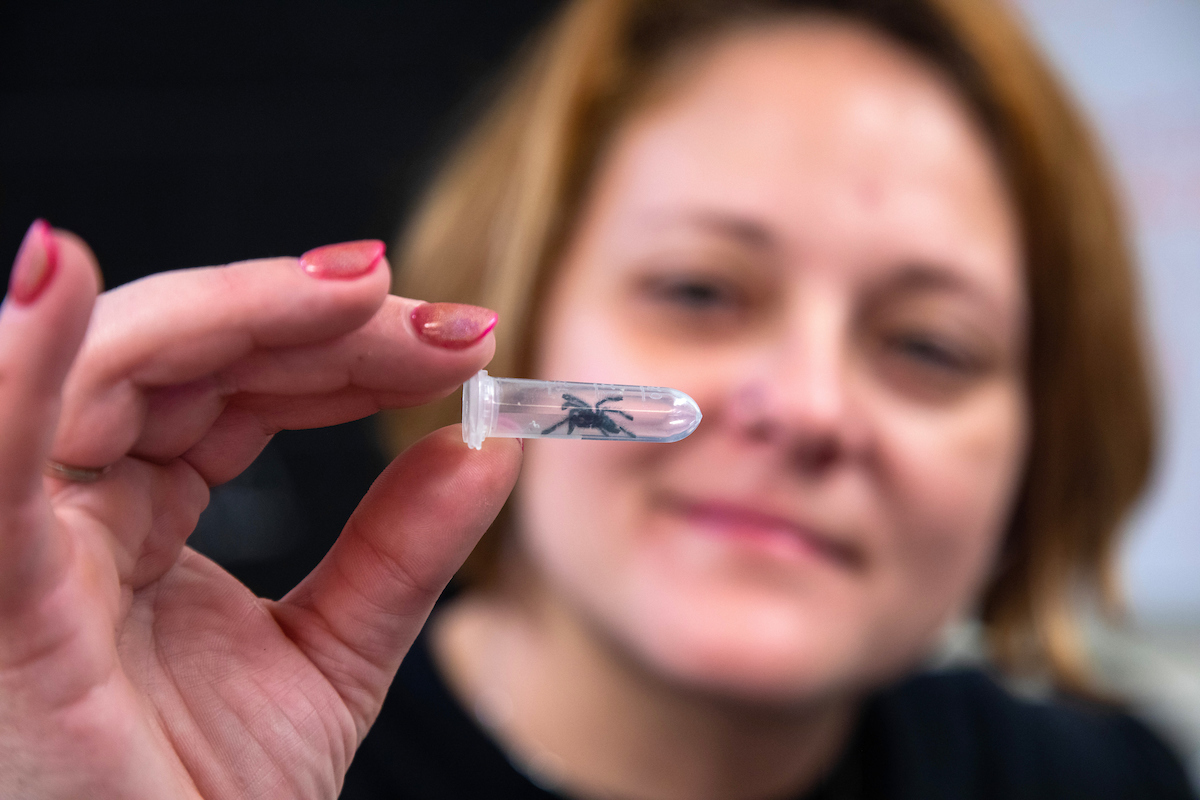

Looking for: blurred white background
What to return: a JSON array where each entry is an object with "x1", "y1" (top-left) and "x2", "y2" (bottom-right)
[{"x1": 1008, "y1": 0, "x2": 1200, "y2": 781}]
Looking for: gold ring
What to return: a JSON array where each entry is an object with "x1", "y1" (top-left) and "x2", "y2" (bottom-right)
[{"x1": 44, "y1": 460, "x2": 111, "y2": 483}]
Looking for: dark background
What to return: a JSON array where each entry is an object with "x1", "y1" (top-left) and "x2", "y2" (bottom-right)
[{"x1": 0, "y1": 0, "x2": 560, "y2": 597}]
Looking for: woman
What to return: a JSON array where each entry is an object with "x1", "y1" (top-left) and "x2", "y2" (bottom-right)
[
  {"x1": 350, "y1": 0, "x2": 1191, "y2": 797},
  {"x1": 0, "y1": 3, "x2": 1191, "y2": 800}
]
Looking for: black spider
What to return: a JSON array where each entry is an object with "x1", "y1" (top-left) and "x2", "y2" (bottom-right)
[{"x1": 541, "y1": 393, "x2": 636, "y2": 438}]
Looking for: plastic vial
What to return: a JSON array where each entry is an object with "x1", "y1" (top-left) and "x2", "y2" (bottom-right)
[{"x1": 462, "y1": 370, "x2": 702, "y2": 450}]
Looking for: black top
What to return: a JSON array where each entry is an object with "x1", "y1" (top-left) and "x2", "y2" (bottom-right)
[{"x1": 342, "y1": 628, "x2": 1196, "y2": 800}]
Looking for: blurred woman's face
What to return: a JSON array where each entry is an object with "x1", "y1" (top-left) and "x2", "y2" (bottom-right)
[{"x1": 517, "y1": 19, "x2": 1028, "y2": 701}]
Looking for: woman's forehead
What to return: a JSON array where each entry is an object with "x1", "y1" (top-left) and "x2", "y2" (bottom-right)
[{"x1": 577, "y1": 18, "x2": 1024, "y2": 309}]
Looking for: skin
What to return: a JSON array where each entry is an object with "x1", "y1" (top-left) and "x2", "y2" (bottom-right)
[
  {"x1": 437, "y1": 19, "x2": 1030, "y2": 800},
  {"x1": 0, "y1": 231, "x2": 522, "y2": 798}
]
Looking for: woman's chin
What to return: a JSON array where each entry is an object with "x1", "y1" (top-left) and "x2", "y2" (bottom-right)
[
  {"x1": 638, "y1": 627, "x2": 857, "y2": 704},
  {"x1": 581, "y1": 535, "x2": 872, "y2": 702},
  {"x1": 613, "y1": 582, "x2": 879, "y2": 704}
]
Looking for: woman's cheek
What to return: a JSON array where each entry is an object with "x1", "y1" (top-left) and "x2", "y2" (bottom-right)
[{"x1": 872, "y1": 383, "x2": 1028, "y2": 624}]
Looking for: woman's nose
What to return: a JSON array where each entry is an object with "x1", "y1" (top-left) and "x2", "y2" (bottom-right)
[{"x1": 724, "y1": 304, "x2": 867, "y2": 471}]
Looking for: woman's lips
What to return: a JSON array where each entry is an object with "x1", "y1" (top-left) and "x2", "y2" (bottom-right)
[{"x1": 664, "y1": 498, "x2": 863, "y2": 570}]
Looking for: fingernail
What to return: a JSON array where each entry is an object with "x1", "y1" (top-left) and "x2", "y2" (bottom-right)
[
  {"x1": 300, "y1": 239, "x2": 385, "y2": 279},
  {"x1": 7, "y1": 219, "x2": 58, "y2": 305},
  {"x1": 410, "y1": 302, "x2": 498, "y2": 349}
]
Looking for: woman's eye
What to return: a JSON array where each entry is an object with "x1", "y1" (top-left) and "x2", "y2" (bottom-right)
[
  {"x1": 874, "y1": 330, "x2": 990, "y2": 403},
  {"x1": 889, "y1": 334, "x2": 976, "y2": 373},
  {"x1": 626, "y1": 269, "x2": 764, "y2": 342},
  {"x1": 644, "y1": 276, "x2": 740, "y2": 311},
  {"x1": 662, "y1": 281, "x2": 729, "y2": 308}
]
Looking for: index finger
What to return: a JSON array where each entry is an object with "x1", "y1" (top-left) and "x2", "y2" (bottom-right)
[{"x1": 129, "y1": 295, "x2": 499, "y2": 479}]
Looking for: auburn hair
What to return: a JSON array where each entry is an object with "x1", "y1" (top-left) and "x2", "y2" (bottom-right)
[{"x1": 384, "y1": 0, "x2": 1156, "y2": 694}]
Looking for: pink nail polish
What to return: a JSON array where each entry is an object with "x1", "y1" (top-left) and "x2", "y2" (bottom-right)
[
  {"x1": 299, "y1": 239, "x2": 385, "y2": 280},
  {"x1": 410, "y1": 302, "x2": 498, "y2": 350},
  {"x1": 7, "y1": 219, "x2": 58, "y2": 305}
]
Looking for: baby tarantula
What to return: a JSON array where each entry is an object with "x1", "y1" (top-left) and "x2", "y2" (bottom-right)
[{"x1": 541, "y1": 394, "x2": 636, "y2": 438}]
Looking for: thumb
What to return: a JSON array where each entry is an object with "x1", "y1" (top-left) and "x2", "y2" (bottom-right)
[
  {"x1": 275, "y1": 427, "x2": 522, "y2": 732},
  {"x1": 0, "y1": 221, "x2": 102, "y2": 607}
]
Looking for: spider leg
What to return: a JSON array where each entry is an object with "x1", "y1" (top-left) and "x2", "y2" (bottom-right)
[
  {"x1": 567, "y1": 417, "x2": 577, "y2": 434},
  {"x1": 595, "y1": 396, "x2": 625, "y2": 407},
  {"x1": 542, "y1": 418, "x2": 567, "y2": 435},
  {"x1": 561, "y1": 394, "x2": 589, "y2": 409},
  {"x1": 617, "y1": 426, "x2": 637, "y2": 438}
]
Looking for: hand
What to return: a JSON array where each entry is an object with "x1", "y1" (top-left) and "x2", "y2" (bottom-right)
[{"x1": 0, "y1": 222, "x2": 522, "y2": 799}]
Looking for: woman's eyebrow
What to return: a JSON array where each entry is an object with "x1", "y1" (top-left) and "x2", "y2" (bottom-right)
[
  {"x1": 646, "y1": 209, "x2": 778, "y2": 251},
  {"x1": 873, "y1": 264, "x2": 1011, "y2": 318}
]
